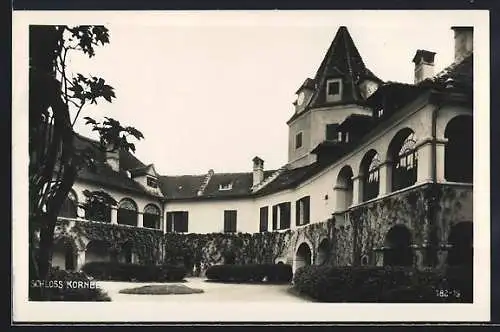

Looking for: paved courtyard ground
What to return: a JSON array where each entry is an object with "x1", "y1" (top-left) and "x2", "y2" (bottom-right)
[{"x1": 96, "y1": 278, "x2": 310, "y2": 302}]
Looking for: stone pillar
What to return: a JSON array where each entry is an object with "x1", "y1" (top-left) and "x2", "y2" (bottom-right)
[
  {"x1": 378, "y1": 161, "x2": 392, "y2": 196},
  {"x1": 435, "y1": 139, "x2": 447, "y2": 183},
  {"x1": 76, "y1": 250, "x2": 86, "y2": 271},
  {"x1": 417, "y1": 139, "x2": 433, "y2": 183},
  {"x1": 333, "y1": 185, "x2": 347, "y2": 212},
  {"x1": 111, "y1": 207, "x2": 118, "y2": 225},
  {"x1": 137, "y1": 212, "x2": 143, "y2": 228},
  {"x1": 352, "y1": 175, "x2": 363, "y2": 205}
]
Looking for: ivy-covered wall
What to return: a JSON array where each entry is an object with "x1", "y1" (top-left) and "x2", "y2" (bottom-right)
[{"x1": 54, "y1": 183, "x2": 472, "y2": 274}]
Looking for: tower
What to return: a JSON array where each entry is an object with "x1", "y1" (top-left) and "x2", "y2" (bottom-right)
[{"x1": 287, "y1": 26, "x2": 383, "y2": 168}]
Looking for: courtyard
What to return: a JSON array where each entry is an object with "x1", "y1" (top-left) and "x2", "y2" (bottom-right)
[{"x1": 96, "y1": 278, "x2": 310, "y2": 303}]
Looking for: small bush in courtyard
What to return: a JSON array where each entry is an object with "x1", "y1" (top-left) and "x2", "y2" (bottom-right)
[
  {"x1": 29, "y1": 267, "x2": 111, "y2": 301},
  {"x1": 205, "y1": 264, "x2": 293, "y2": 283},
  {"x1": 292, "y1": 265, "x2": 472, "y2": 303},
  {"x1": 81, "y1": 262, "x2": 187, "y2": 282}
]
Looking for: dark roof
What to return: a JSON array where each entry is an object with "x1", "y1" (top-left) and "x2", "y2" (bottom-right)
[
  {"x1": 307, "y1": 26, "x2": 383, "y2": 109},
  {"x1": 337, "y1": 113, "x2": 374, "y2": 131},
  {"x1": 159, "y1": 170, "x2": 275, "y2": 200},
  {"x1": 295, "y1": 78, "x2": 316, "y2": 94},
  {"x1": 425, "y1": 53, "x2": 473, "y2": 93},
  {"x1": 159, "y1": 174, "x2": 207, "y2": 199},
  {"x1": 73, "y1": 134, "x2": 160, "y2": 198},
  {"x1": 288, "y1": 26, "x2": 383, "y2": 124},
  {"x1": 255, "y1": 163, "x2": 331, "y2": 196}
]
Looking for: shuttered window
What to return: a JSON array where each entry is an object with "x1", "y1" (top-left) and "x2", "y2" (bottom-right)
[{"x1": 224, "y1": 210, "x2": 237, "y2": 233}]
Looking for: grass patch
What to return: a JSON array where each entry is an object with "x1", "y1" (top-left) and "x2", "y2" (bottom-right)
[{"x1": 118, "y1": 284, "x2": 204, "y2": 295}]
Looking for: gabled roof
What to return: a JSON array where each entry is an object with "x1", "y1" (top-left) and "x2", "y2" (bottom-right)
[
  {"x1": 73, "y1": 134, "x2": 161, "y2": 198},
  {"x1": 306, "y1": 26, "x2": 383, "y2": 109},
  {"x1": 129, "y1": 163, "x2": 159, "y2": 178}
]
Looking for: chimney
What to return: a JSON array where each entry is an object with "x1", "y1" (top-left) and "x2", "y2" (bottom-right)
[
  {"x1": 105, "y1": 144, "x2": 120, "y2": 172},
  {"x1": 412, "y1": 49, "x2": 436, "y2": 84},
  {"x1": 451, "y1": 26, "x2": 473, "y2": 62},
  {"x1": 252, "y1": 156, "x2": 264, "y2": 186}
]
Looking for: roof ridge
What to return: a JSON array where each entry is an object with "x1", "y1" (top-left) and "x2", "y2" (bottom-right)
[{"x1": 197, "y1": 169, "x2": 214, "y2": 196}]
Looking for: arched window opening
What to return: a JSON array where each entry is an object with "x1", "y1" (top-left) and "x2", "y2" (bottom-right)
[
  {"x1": 383, "y1": 224, "x2": 414, "y2": 267},
  {"x1": 361, "y1": 151, "x2": 380, "y2": 201},
  {"x1": 117, "y1": 198, "x2": 138, "y2": 226},
  {"x1": 391, "y1": 130, "x2": 418, "y2": 191},
  {"x1": 447, "y1": 221, "x2": 473, "y2": 267},
  {"x1": 445, "y1": 116, "x2": 473, "y2": 183},
  {"x1": 121, "y1": 241, "x2": 134, "y2": 264},
  {"x1": 316, "y1": 239, "x2": 331, "y2": 266},
  {"x1": 85, "y1": 240, "x2": 112, "y2": 264},
  {"x1": 52, "y1": 239, "x2": 76, "y2": 271},
  {"x1": 143, "y1": 204, "x2": 161, "y2": 229},
  {"x1": 58, "y1": 191, "x2": 78, "y2": 218},
  {"x1": 335, "y1": 166, "x2": 354, "y2": 211},
  {"x1": 295, "y1": 242, "x2": 312, "y2": 271}
]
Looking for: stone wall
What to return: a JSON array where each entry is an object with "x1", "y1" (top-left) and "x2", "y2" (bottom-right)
[{"x1": 52, "y1": 182, "x2": 472, "y2": 274}]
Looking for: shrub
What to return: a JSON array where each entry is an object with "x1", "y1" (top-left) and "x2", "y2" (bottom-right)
[
  {"x1": 29, "y1": 267, "x2": 111, "y2": 301},
  {"x1": 205, "y1": 264, "x2": 293, "y2": 283},
  {"x1": 292, "y1": 265, "x2": 472, "y2": 303},
  {"x1": 81, "y1": 262, "x2": 187, "y2": 282}
]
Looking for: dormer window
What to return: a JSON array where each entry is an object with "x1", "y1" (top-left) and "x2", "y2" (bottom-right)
[
  {"x1": 326, "y1": 78, "x2": 342, "y2": 103},
  {"x1": 146, "y1": 176, "x2": 158, "y2": 188},
  {"x1": 219, "y1": 182, "x2": 233, "y2": 191}
]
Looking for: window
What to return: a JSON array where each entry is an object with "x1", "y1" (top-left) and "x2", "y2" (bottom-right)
[
  {"x1": 445, "y1": 115, "x2": 473, "y2": 183},
  {"x1": 378, "y1": 109, "x2": 384, "y2": 118},
  {"x1": 326, "y1": 124, "x2": 339, "y2": 141},
  {"x1": 392, "y1": 132, "x2": 418, "y2": 191},
  {"x1": 223, "y1": 210, "x2": 237, "y2": 233},
  {"x1": 219, "y1": 182, "x2": 233, "y2": 191},
  {"x1": 59, "y1": 193, "x2": 78, "y2": 218},
  {"x1": 146, "y1": 176, "x2": 159, "y2": 188},
  {"x1": 272, "y1": 202, "x2": 291, "y2": 230},
  {"x1": 259, "y1": 207, "x2": 268, "y2": 232},
  {"x1": 117, "y1": 199, "x2": 138, "y2": 226},
  {"x1": 362, "y1": 152, "x2": 380, "y2": 201},
  {"x1": 143, "y1": 204, "x2": 161, "y2": 229},
  {"x1": 85, "y1": 201, "x2": 111, "y2": 223},
  {"x1": 296, "y1": 196, "x2": 311, "y2": 226},
  {"x1": 166, "y1": 211, "x2": 189, "y2": 233},
  {"x1": 295, "y1": 132, "x2": 303, "y2": 149},
  {"x1": 327, "y1": 81, "x2": 340, "y2": 95},
  {"x1": 326, "y1": 78, "x2": 342, "y2": 103}
]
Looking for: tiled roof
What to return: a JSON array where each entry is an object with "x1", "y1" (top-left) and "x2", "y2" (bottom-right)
[
  {"x1": 159, "y1": 170, "x2": 275, "y2": 200},
  {"x1": 159, "y1": 174, "x2": 207, "y2": 199},
  {"x1": 306, "y1": 26, "x2": 383, "y2": 109},
  {"x1": 73, "y1": 134, "x2": 160, "y2": 198},
  {"x1": 255, "y1": 163, "x2": 331, "y2": 196}
]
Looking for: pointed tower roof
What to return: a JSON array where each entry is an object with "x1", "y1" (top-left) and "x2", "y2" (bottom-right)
[{"x1": 306, "y1": 26, "x2": 383, "y2": 109}]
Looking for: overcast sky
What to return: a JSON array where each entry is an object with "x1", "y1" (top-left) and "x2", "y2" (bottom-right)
[{"x1": 64, "y1": 11, "x2": 470, "y2": 176}]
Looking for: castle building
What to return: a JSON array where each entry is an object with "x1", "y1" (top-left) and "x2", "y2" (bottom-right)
[{"x1": 53, "y1": 26, "x2": 473, "y2": 274}]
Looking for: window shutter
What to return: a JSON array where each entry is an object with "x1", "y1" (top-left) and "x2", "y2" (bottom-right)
[
  {"x1": 260, "y1": 207, "x2": 268, "y2": 232},
  {"x1": 166, "y1": 213, "x2": 173, "y2": 232},
  {"x1": 295, "y1": 199, "x2": 301, "y2": 226},
  {"x1": 281, "y1": 202, "x2": 291, "y2": 229},
  {"x1": 304, "y1": 196, "x2": 310, "y2": 224},
  {"x1": 272, "y1": 205, "x2": 278, "y2": 230}
]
